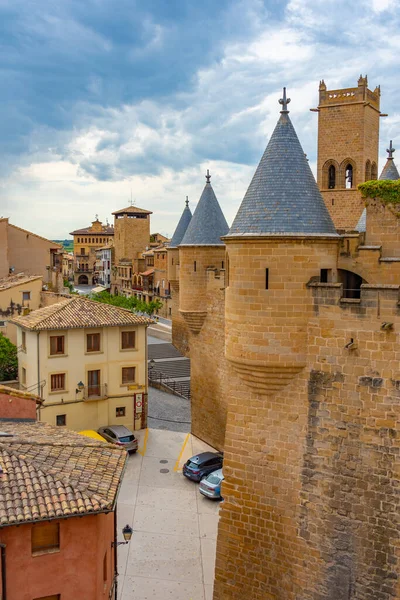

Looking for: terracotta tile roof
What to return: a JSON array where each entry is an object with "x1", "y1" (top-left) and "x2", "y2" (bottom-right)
[
  {"x1": 141, "y1": 269, "x2": 155, "y2": 276},
  {"x1": 0, "y1": 274, "x2": 43, "y2": 291},
  {"x1": 9, "y1": 297, "x2": 153, "y2": 330},
  {"x1": 0, "y1": 385, "x2": 42, "y2": 404},
  {"x1": 0, "y1": 421, "x2": 126, "y2": 527},
  {"x1": 112, "y1": 205, "x2": 152, "y2": 215}
]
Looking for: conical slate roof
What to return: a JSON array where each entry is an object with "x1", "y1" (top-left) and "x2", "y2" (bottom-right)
[
  {"x1": 356, "y1": 208, "x2": 366, "y2": 233},
  {"x1": 180, "y1": 173, "x2": 229, "y2": 245},
  {"x1": 379, "y1": 160, "x2": 400, "y2": 181},
  {"x1": 169, "y1": 198, "x2": 192, "y2": 248},
  {"x1": 227, "y1": 95, "x2": 337, "y2": 237}
]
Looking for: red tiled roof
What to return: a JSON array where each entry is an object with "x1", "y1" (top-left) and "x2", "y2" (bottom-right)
[
  {"x1": 141, "y1": 269, "x2": 155, "y2": 276},
  {"x1": 70, "y1": 226, "x2": 114, "y2": 235},
  {"x1": 0, "y1": 421, "x2": 126, "y2": 526},
  {"x1": 112, "y1": 206, "x2": 152, "y2": 215},
  {"x1": 9, "y1": 297, "x2": 153, "y2": 330}
]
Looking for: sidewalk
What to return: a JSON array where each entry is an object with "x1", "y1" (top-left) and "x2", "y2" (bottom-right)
[{"x1": 117, "y1": 428, "x2": 220, "y2": 600}]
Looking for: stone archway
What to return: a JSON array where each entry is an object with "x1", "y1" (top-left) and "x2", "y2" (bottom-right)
[{"x1": 78, "y1": 274, "x2": 89, "y2": 285}]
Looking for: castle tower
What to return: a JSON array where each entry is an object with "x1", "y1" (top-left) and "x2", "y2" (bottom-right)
[
  {"x1": 178, "y1": 171, "x2": 229, "y2": 334},
  {"x1": 214, "y1": 90, "x2": 340, "y2": 599},
  {"x1": 112, "y1": 205, "x2": 152, "y2": 273},
  {"x1": 314, "y1": 75, "x2": 381, "y2": 230},
  {"x1": 167, "y1": 197, "x2": 192, "y2": 353}
]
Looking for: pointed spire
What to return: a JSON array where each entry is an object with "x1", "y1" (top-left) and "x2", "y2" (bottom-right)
[
  {"x1": 169, "y1": 197, "x2": 193, "y2": 248},
  {"x1": 180, "y1": 175, "x2": 229, "y2": 246},
  {"x1": 356, "y1": 208, "x2": 366, "y2": 233},
  {"x1": 227, "y1": 93, "x2": 337, "y2": 237},
  {"x1": 380, "y1": 140, "x2": 400, "y2": 181},
  {"x1": 278, "y1": 87, "x2": 291, "y2": 113}
]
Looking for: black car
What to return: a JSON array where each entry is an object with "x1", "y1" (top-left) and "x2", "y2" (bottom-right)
[{"x1": 183, "y1": 452, "x2": 223, "y2": 482}]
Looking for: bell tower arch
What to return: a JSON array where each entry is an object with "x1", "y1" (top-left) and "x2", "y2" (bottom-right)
[{"x1": 313, "y1": 75, "x2": 382, "y2": 230}]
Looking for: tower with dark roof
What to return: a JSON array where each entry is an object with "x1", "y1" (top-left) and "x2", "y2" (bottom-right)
[{"x1": 178, "y1": 171, "x2": 228, "y2": 334}]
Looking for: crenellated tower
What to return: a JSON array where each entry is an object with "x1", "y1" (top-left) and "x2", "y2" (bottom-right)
[{"x1": 313, "y1": 75, "x2": 382, "y2": 230}]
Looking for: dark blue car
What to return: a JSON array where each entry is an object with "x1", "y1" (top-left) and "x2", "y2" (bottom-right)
[{"x1": 182, "y1": 452, "x2": 223, "y2": 482}]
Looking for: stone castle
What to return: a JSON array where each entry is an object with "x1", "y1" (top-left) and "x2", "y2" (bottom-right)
[{"x1": 167, "y1": 76, "x2": 400, "y2": 599}]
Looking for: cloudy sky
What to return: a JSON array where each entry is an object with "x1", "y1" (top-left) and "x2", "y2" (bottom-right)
[{"x1": 0, "y1": 0, "x2": 399, "y2": 239}]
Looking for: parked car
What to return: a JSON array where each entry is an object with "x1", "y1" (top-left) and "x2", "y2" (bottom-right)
[
  {"x1": 199, "y1": 468, "x2": 224, "y2": 499},
  {"x1": 182, "y1": 452, "x2": 223, "y2": 482},
  {"x1": 97, "y1": 425, "x2": 138, "y2": 453}
]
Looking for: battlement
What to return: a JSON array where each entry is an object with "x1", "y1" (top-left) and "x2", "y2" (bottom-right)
[
  {"x1": 318, "y1": 76, "x2": 380, "y2": 111},
  {"x1": 206, "y1": 267, "x2": 226, "y2": 290}
]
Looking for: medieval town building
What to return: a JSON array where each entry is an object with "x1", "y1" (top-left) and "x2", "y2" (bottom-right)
[
  {"x1": 167, "y1": 77, "x2": 400, "y2": 600},
  {"x1": 70, "y1": 217, "x2": 114, "y2": 285}
]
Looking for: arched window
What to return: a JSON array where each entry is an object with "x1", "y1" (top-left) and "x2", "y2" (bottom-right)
[
  {"x1": 371, "y1": 162, "x2": 378, "y2": 180},
  {"x1": 328, "y1": 165, "x2": 336, "y2": 189},
  {"x1": 345, "y1": 164, "x2": 353, "y2": 188},
  {"x1": 365, "y1": 160, "x2": 371, "y2": 181}
]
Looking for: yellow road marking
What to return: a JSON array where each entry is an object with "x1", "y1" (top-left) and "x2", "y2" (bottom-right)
[
  {"x1": 137, "y1": 428, "x2": 149, "y2": 456},
  {"x1": 174, "y1": 433, "x2": 190, "y2": 472}
]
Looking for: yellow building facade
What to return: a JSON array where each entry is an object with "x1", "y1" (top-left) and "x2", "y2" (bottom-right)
[
  {"x1": 11, "y1": 297, "x2": 151, "y2": 432},
  {"x1": 70, "y1": 217, "x2": 114, "y2": 285},
  {"x1": 0, "y1": 274, "x2": 43, "y2": 344}
]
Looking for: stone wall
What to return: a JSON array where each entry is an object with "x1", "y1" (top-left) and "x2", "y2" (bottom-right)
[
  {"x1": 365, "y1": 198, "x2": 400, "y2": 257},
  {"x1": 214, "y1": 283, "x2": 400, "y2": 600}
]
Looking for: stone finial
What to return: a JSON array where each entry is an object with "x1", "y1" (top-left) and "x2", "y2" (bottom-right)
[
  {"x1": 95, "y1": 214, "x2": 99, "y2": 221},
  {"x1": 279, "y1": 87, "x2": 291, "y2": 113},
  {"x1": 319, "y1": 80, "x2": 326, "y2": 91},
  {"x1": 358, "y1": 74, "x2": 368, "y2": 87},
  {"x1": 185, "y1": 196, "x2": 189, "y2": 207},
  {"x1": 206, "y1": 169, "x2": 211, "y2": 184},
  {"x1": 387, "y1": 140, "x2": 395, "y2": 159}
]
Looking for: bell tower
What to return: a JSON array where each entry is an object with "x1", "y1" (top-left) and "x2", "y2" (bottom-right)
[{"x1": 313, "y1": 75, "x2": 382, "y2": 230}]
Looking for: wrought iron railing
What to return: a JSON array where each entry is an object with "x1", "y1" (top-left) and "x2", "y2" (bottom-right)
[
  {"x1": 83, "y1": 383, "x2": 108, "y2": 400},
  {"x1": 148, "y1": 369, "x2": 190, "y2": 400}
]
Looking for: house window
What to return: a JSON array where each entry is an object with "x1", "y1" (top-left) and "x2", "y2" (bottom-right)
[
  {"x1": 56, "y1": 414, "x2": 66, "y2": 426},
  {"x1": 0, "y1": 320, "x2": 6, "y2": 328},
  {"x1": 121, "y1": 331, "x2": 136, "y2": 349},
  {"x1": 22, "y1": 367, "x2": 26, "y2": 385},
  {"x1": 122, "y1": 367, "x2": 136, "y2": 384},
  {"x1": 320, "y1": 269, "x2": 329, "y2": 283},
  {"x1": 50, "y1": 373, "x2": 66, "y2": 392},
  {"x1": 50, "y1": 335, "x2": 65, "y2": 355},
  {"x1": 116, "y1": 406, "x2": 126, "y2": 417},
  {"x1": 22, "y1": 331, "x2": 26, "y2": 351},
  {"x1": 265, "y1": 268, "x2": 269, "y2": 290},
  {"x1": 345, "y1": 164, "x2": 353, "y2": 188},
  {"x1": 80, "y1": 248, "x2": 85, "y2": 255},
  {"x1": 32, "y1": 522, "x2": 60, "y2": 553},
  {"x1": 87, "y1": 370, "x2": 101, "y2": 396},
  {"x1": 22, "y1": 291, "x2": 31, "y2": 301},
  {"x1": 87, "y1": 333, "x2": 101, "y2": 352}
]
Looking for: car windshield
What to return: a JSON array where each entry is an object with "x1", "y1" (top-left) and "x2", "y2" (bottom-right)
[
  {"x1": 187, "y1": 461, "x2": 198, "y2": 469},
  {"x1": 207, "y1": 473, "x2": 221, "y2": 485},
  {"x1": 119, "y1": 435, "x2": 135, "y2": 442}
]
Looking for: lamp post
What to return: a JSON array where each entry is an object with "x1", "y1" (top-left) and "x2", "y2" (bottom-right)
[
  {"x1": 75, "y1": 381, "x2": 84, "y2": 395},
  {"x1": 112, "y1": 524, "x2": 133, "y2": 548}
]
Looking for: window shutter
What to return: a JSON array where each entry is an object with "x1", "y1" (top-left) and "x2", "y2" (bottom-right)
[{"x1": 32, "y1": 522, "x2": 60, "y2": 552}]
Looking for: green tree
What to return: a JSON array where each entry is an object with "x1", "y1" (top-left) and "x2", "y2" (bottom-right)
[
  {"x1": 0, "y1": 333, "x2": 18, "y2": 381},
  {"x1": 90, "y1": 291, "x2": 162, "y2": 316}
]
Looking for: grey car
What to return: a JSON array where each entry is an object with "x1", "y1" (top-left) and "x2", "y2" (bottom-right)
[
  {"x1": 199, "y1": 469, "x2": 224, "y2": 499},
  {"x1": 97, "y1": 425, "x2": 138, "y2": 453}
]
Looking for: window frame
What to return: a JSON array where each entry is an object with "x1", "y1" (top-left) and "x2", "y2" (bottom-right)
[
  {"x1": 49, "y1": 335, "x2": 65, "y2": 356},
  {"x1": 116, "y1": 406, "x2": 126, "y2": 417},
  {"x1": 31, "y1": 521, "x2": 60, "y2": 555},
  {"x1": 122, "y1": 366, "x2": 136, "y2": 385},
  {"x1": 121, "y1": 330, "x2": 136, "y2": 351},
  {"x1": 22, "y1": 291, "x2": 31, "y2": 302},
  {"x1": 56, "y1": 414, "x2": 66, "y2": 427},
  {"x1": 50, "y1": 373, "x2": 66, "y2": 393},
  {"x1": 86, "y1": 331, "x2": 101, "y2": 353}
]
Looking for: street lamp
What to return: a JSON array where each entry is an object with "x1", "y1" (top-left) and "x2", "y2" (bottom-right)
[
  {"x1": 112, "y1": 524, "x2": 133, "y2": 547},
  {"x1": 75, "y1": 381, "x2": 84, "y2": 394}
]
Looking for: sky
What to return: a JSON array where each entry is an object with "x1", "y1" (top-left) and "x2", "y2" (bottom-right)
[{"x1": 0, "y1": 0, "x2": 399, "y2": 239}]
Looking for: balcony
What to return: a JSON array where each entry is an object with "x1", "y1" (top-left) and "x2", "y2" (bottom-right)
[
  {"x1": 119, "y1": 258, "x2": 132, "y2": 266},
  {"x1": 82, "y1": 384, "x2": 108, "y2": 401},
  {"x1": 77, "y1": 253, "x2": 90, "y2": 259}
]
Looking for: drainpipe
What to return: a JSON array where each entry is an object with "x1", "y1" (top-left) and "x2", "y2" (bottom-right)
[
  {"x1": 37, "y1": 331, "x2": 41, "y2": 399},
  {"x1": 0, "y1": 542, "x2": 6, "y2": 600},
  {"x1": 113, "y1": 508, "x2": 118, "y2": 600}
]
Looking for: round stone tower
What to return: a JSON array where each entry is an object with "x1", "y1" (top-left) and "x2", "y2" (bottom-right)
[
  {"x1": 224, "y1": 89, "x2": 339, "y2": 394},
  {"x1": 178, "y1": 171, "x2": 229, "y2": 333}
]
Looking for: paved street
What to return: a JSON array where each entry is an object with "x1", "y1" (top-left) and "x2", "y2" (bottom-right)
[
  {"x1": 117, "y1": 428, "x2": 220, "y2": 600},
  {"x1": 148, "y1": 386, "x2": 191, "y2": 432}
]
